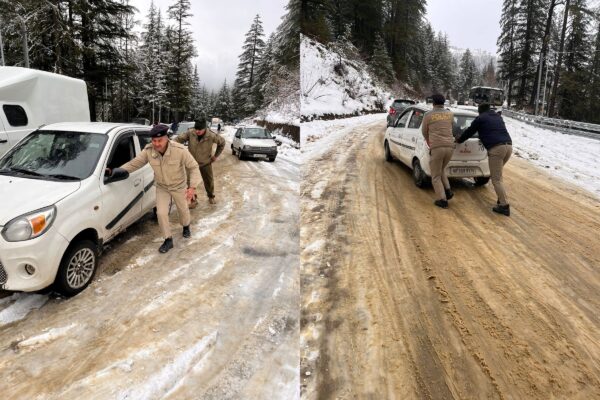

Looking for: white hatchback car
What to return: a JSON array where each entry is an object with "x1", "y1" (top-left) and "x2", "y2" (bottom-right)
[
  {"x1": 231, "y1": 126, "x2": 278, "y2": 162},
  {"x1": 384, "y1": 105, "x2": 490, "y2": 187},
  {"x1": 0, "y1": 122, "x2": 156, "y2": 295}
]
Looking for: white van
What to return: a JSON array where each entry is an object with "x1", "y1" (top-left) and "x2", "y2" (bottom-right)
[{"x1": 0, "y1": 67, "x2": 90, "y2": 157}]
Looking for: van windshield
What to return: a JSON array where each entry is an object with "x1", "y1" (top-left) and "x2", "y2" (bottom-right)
[{"x1": 0, "y1": 131, "x2": 107, "y2": 181}]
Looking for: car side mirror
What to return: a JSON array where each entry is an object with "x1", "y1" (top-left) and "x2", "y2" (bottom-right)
[{"x1": 104, "y1": 167, "x2": 129, "y2": 184}]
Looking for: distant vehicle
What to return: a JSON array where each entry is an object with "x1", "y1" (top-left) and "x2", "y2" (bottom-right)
[
  {"x1": 0, "y1": 67, "x2": 91, "y2": 157},
  {"x1": 468, "y1": 86, "x2": 505, "y2": 113},
  {"x1": 0, "y1": 122, "x2": 156, "y2": 295},
  {"x1": 231, "y1": 126, "x2": 278, "y2": 162},
  {"x1": 209, "y1": 117, "x2": 223, "y2": 132},
  {"x1": 175, "y1": 121, "x2": 195, "y2": 134},
  {"x1": 387, "y1": 99, "x2": 416, "y2": 126},
  {"x1": 383, "y1": 105, "x2": 490, "y2": 187}
]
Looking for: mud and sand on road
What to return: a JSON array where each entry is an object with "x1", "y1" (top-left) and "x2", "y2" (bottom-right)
[
  {"x1": 300, "y1": 120, "x2": 600, "y2": 399},
  {"x1": 0, "y1": 144, "x2": 300, "y2": 399}
]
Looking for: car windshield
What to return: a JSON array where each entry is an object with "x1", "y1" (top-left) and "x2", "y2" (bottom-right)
[
  {"x1": 242, "y1": 128, "x2": 271, "y2": 139},
  {"x1": 0, "y1": 130, "x2": 108, "y2": 180},
  {"x1": 453, "y1": 115, "x2": 478, "y2": 138}
]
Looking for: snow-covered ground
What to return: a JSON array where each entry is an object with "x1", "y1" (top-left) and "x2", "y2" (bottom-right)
[
  {"x1": 504, "y1": 117, "x2": 600, "y2": 198},
  {"x1": 301, "y1": 113, "x2": 387, "y2": 162},
  {"x1": 301, "y1": 35, "x2": 389, "y2": 120}
]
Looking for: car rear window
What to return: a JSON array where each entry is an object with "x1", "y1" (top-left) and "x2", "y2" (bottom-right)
[
  {"x1": 453, "y1": 116, "x2": 478, "y2": 138},
  {"x1": 3, "y1": 104, "x2": 28, "y2": 127}
]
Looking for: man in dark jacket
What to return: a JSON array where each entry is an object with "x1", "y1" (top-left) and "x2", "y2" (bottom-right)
[{"x1": 457, "y1": 103, "x2": 513, "y2": 216}]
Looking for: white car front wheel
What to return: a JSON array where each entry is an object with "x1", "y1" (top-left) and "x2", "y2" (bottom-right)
[{"x1": 55, "y1": 240, "x2": 98, "y2": 296}]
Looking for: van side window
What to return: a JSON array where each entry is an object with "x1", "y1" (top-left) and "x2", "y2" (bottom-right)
[
  {"x1": 107, "y1": 134, "x2": 135, "y2": 170},
  {"x1": 3, "y1": 105, "x2": 28, "y2": 127}
]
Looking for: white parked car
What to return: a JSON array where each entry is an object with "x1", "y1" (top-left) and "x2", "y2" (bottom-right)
[
  {"x1": 231, "y1": 126, "x2": 278, "y2": 162},
  {"x1": 0, "y1": 122, "x2": 156, "y2": 295},
  {"x1": 383, "y1": 105, "x2": 490, "y2": 187}
]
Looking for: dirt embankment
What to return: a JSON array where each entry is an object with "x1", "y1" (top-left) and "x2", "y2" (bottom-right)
[{"x1": 301, "y1": 120, "x2": 600, "y2": 399}]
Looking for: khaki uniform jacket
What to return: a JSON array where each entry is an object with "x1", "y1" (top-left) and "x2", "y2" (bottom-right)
[
  {"x1": 421, "y1": 106, "x2": 455, "y2": 149},
  {"x1": 121, "y1": 141, "x2": 201, "y2": 191},
  {"x1": 174, "y1": 128, "x2": 226, "y2": 167}
]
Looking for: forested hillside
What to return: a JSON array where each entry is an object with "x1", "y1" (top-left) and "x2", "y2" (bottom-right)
[{"x1": 0, "y1": 0, "x2": 299, "y2": 124}]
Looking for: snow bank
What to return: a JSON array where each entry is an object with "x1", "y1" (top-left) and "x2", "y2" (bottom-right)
[
  {"x1": 301, "y1": 36, "x2": 389, "y2": 120},
  {"x1": 0, "y1": 294, "x2": 48, "y2": 326},
  {"x1": 118, "y1": 331, "x2": 218, "y2": 399},
  {"x1": 17, "y1": 323, "x2": 78, "y2": 349},
  {"x1": 504, "y1": 117, "x2": 600, "y2": 198},
  {"x1": 301, "y1": 113, "x2": 387, "y2": 162}
]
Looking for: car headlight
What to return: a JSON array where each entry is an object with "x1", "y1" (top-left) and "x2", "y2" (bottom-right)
[{"x1": 2, "y1": 206, "x2": 57, "y2": 242}]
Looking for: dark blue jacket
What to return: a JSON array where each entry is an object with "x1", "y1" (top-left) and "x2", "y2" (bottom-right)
[{"x1": 457, "y1": 111, "x2": 512, "y2": 150}]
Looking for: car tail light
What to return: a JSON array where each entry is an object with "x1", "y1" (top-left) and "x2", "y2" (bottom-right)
[{"x1": 389, "y1": 107, "x2": 396, "y2": 115}]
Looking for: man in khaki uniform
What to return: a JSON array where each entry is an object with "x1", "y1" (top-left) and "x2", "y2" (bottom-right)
[
  {"x1": 421, "y1": 94, "x2": 455, "y2": 209},
  {"x1": 174, "y1": 118, "x2": 225, "y2": 204},
  {"x1": 109, "y1": 124, "x2": 201, "y2": 253}
]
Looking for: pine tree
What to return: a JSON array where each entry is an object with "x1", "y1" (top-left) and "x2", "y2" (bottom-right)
[
  {"x1": 557, "y1": 0, "x2": 590, "y2": 120},
  {"x1": 233, "y1": 14, "x2": 266, "y2": 116},
  {"x1": 459, "y1": 49, "x2": 479, "y2": 101},
  {"x1": 497, "y1": 0, "x2": 521, "y2": 107},
  {"x1": 369, "y1": 34, "x2": 395, "y2": 86},
  {"x1": 165, "y1": 0, "x2": 196, "y2": 122},
  {"x1": 215, "y1": 80, "x2": 233, "y2": 121}
]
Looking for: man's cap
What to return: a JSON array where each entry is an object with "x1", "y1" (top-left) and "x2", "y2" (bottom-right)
[
  {"x1": 194, "y1": 119, "x2": 207, "y2": 130},
  {"x1": 150, "y1": 124, "x2": 169, "y2": 138},
  {"x1": 478, "y1": 103, "x2": 491, "y2": 114},
  {"x1": 431, "y1": 94, "x2": 445, "y2": 105}
]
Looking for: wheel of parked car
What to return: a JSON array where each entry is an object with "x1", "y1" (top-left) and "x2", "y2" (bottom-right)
[
  {"x1": 231, "y1": 144, "x2": 235, "y2": 155},
  {"x1": 384, "y1": 141, "x2": 393, "y2": 162},
  {"x1": 268, "y1": 157, "x2": 276, "y2": 162},
  {"x1": 55, "y1": 240, "x2": 98, "y2": 296},
  {"x1": 474, "y1": 177, "x2": 490, "y2": 186},
  {"x1": 237, "y1": 148, "x2": 244, "y2": 160},
  {"x1": 412, "y1": 159, "x2": 429, "y2": 188}
]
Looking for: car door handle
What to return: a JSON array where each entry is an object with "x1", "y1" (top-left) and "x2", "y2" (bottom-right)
[
  {"x1": 0, "y1": 139, "x2": 7, "y2": 143},
  {"x1": 134, "y1": 178, "x2": 141, "y2": 187}
]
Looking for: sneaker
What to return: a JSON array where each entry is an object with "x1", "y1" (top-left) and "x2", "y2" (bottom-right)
[
  {"x1": 159, "y1": 238, "x2": 173, "y2": 253},
  {"x1": 445, "y1": 189, "x2": 454, "y2": 200},
  {"x1": 492, "y1": 204, "x2": 510, "y2": 216},
  {"x1": 209, "y1": 197, "x2": 216, "y2": 204},
  {"x1": 182, "y1": 225, "x2": 191, "y2": 238},
  {"x1": 434, "y1": 199, "x2": 449, "y2": 209}
]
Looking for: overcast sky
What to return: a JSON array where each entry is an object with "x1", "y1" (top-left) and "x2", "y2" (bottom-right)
[
  {"x1": 425, "y1": 0, "x2": 502, "y2": 54},
  {"x1": 128, "y1": 0, "x2": 288, "y2": 91}
]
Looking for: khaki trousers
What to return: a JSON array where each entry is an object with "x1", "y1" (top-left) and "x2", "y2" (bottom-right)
[
  {"x1": 156, "y1": 186, "x2": 191, "y2": 239},
  {"x1": 199, "y1": 164, "x2": 215, "y2": 198},
  {"x1": 430, "y1": 147, "x2": 454, "y2": 200},
  {"x1": 488, "y1": 144, "x2": 512, "y2": 206}
]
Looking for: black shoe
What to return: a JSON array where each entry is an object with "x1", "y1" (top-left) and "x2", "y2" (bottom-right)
[
  {"x1": 159, "y1": 238, "x2": 173, "y2": 253},
  {"x1": 492, "y1": 204, "x2": 510, "y2": 216},
  {"x1": 445, "y1": 189, "x2": 454, "y2": 200},
  {"x1": 434, "y1": 199, "x2": 449, "y2": 209},
  {"x1": 183, "y1": 225, "x2": 191, "y2": 238}
]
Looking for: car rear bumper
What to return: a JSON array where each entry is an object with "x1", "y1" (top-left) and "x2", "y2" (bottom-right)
[
  {"x1": 445, "y1": 160, "x2": 490, "y2": 178},
  {"x1": 0, "y1": 226, "x2": 69, "y2": 292}
]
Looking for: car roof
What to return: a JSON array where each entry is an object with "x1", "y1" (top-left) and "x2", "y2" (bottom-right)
[{"x1": 40, "y1": 122, "x2": 151, "y2": 135}]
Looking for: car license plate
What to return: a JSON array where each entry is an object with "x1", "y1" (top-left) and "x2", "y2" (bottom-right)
[
  {"x1": 450, "y1": 167, "x2": 476, "y2": 176},
  {"x1": 252, "y1": 154, "x2": 267, "y2": 158}
]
